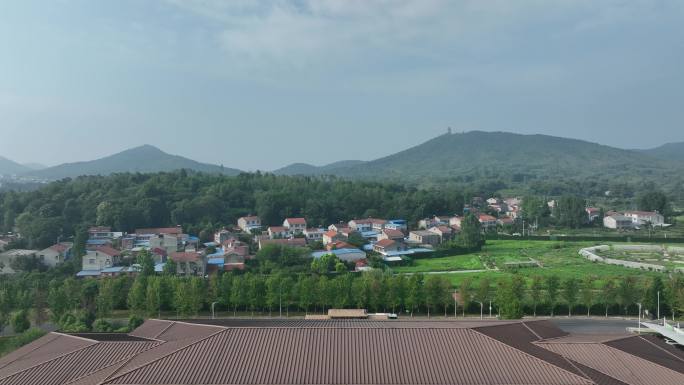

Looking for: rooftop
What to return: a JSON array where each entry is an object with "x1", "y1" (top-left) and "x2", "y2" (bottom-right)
[{"x1": 1, "y1": 319, "x2": 682, "y2": 385}]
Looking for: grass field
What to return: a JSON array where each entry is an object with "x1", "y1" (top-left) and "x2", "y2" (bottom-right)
[{"x1": 391, "y1": 240, "x2": 669, "y2": 287}]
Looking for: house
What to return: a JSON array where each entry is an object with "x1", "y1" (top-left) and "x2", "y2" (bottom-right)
[
  {"x1": 326, "y1": 241, "x2": 355, "y2": 251},
  {"x1": 214, "y1": 229, "x2": 237, "y2": 245},
  {"x1": 478, "y1": 214, "x2": 498, "y2": 229},
  {"x1": 283, "y1": 218, "x2": 307, "y2": 234},
  {"x1": 328, "y1": 222, "x2": 348, "y2": 232},
  {"x1": 449, "y1": 216, "x2": 463, "y2": 228},
  {"x1": 304, "y1": 228, "x2": 325, "y2": 242},
  {"x1": 385, "y1": 219, "x2": 408, "y2": 232},
  {"x1": 486, "y1": 197, "x2": 500, "y2": 205},
  {"x1": 623, "y1": 211, "x2": 665, "y2": 227},
  {"x1": 311, "y1": 248, "x2": 366, "y2": 262},
  {"x1": 37, "y1": 242, "x2": 73, "y2": 267},
  {"x1": 338, "y1": 227, "x2": 358, "y2": 239},
  {"x1": 348, "y1": 218, "x2": 388, "y2": 232},
  {"x1": 323, "y1": 230, "x2": 343, "y2": 245},
  {"x1": 258, "y1": 238, "x2": 307, "y2": 250},
  {"x1": 149, "y1": 234, "x2": 180, "y2": 254},
  {"x1": 586, "y1": 207, "x2": 601, "y2": 222},
  {"x1": 409, "y1": 230, "x2": 441, "y2": 247},
  {"x1": 378, "y1": 228, "x2": 405, "y2": 242},
  {"x1": 237, "y1": 216, "x2": 262, "y2": 233},
  {"x1": 169, "y1": 251, "x2": 205, "y2": 276},
  {"x1": 135, "y1": 226, "x2": 182, "y2": 237},
  {"x1": 418, "y1": 218, "x2": 436, "y2": 229},
  {"x1": 497, "y1": 216, "x2": 515, "y2": 227},
  {"x1": 268, "y1": 226, "x2": 290, "y2": 239},
  {"x1": 0, "y1": 249, "x2": 38, "y2": 275},
  {"x1": 428, "y1": 226, "x2": 454, "y2": 243},
  {"x1": 87, "y1": 226, "x2": 122, "y2": 240},
  {"x1": 81, "y1": 246, "x2": 121, "y2": 273},
  {"x1": 373, "y1": 239, "x2": 404, "y2": 254},
  {"x1": 603, "y1": 215, "x2": 633, "y2": 230}
]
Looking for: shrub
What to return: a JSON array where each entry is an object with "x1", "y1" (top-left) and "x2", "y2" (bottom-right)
[
  {"x1": 128, "y1": 315, "x2": 144, "y2": 331},
  {"x1": 92, "y1": 319, "x2": 114, "y2": 333},
  {"x1": 10, "y1": 311, "x2": 30, "y2": 334}
]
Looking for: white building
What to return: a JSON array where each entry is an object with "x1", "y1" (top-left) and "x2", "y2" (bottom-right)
[
  {"x1": 623, "y1": 211, "x2": 665, "y2": 227},
  {"x1": 237, "y1": 216, "x2": 261, "y2": 233},
  {"x1": 603, "y1": 215, "x2": 633, "y2": 230}
]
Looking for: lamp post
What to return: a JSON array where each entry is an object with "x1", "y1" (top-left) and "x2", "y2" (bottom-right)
[
  {"x1": 489, "y1": 301, "x2": 492, "y2": 318},
  {"x1": 453, "y1": 290, "x2": 458, "y2": 318},
  {"x1": 476, "y1": 301, "x2": 483, "y2": 320},
  {"x1": 657, "y1": 291, "x2": 660, "y2": 320},
  {"x1": 637, "y1": 303, "x2": 642, "y2": 334},
  {"x1": 211, "y1": 301, "x2": 219, "y2": 320}
]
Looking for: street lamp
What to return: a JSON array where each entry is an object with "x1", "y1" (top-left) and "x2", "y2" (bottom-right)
[
  {"x1": 637, "y1": 303, "x2": 642, "y2": 334},
  {"x1": 489, "y1": 301, "x2": 492, "y2": 318},
  {"x1": 657, "y1": 291, "x2": 660, "y2": 320},
  {"x1": 211, "y1": 301, "x2": 219, "y2": 320}
]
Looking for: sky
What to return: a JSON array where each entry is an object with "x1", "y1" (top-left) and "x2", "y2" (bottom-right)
[{"x1": 1, "y1": 0, "x2": 683, "y2": 171}]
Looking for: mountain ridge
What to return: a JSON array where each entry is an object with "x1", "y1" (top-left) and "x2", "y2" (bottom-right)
[{"x1": 24, "y1": 144, "x2": 242, "y2": 180}]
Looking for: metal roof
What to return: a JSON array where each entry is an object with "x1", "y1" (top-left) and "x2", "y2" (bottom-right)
[{"x1": 3, "y1": 319, "x2": 683, "y2": 385}]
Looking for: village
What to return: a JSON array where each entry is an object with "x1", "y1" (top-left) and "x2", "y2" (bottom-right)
[{"x1": 0, "y1": 196, "x2": 669, "y2": 278}]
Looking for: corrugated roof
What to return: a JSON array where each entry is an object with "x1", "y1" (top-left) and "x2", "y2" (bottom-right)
[
  {"x1": 539, "y1": 342, "x2": 684, "y2": 385},
  {"x1": 106, "y1": 327, "x2": 592, "y2": 385}
]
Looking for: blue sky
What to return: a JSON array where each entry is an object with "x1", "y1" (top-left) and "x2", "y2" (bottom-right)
[{"x1": 1, "y1": 0, "x2": 683, "y2": 171}]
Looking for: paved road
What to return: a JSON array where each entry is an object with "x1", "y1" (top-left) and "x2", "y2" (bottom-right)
[{"x1": 549, "y1": 317, "x2": 638, "y2": 334}]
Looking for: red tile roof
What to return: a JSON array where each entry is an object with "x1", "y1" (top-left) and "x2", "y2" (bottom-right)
[
  {"x1": 284, "y1": 217, "x2": 307, "y2": 225},
  {"x1": 48, "y1": 243, "x2": 71, "y2": 253},
  {"x1": 268, "y1": 226, "x2": 288, "y2": 232},
  {"x1": 375, "y1": 239, "x2": 396, "y2": 248},
  {"x1": 168, "y1": 251, "x2": 201, "y2": 263},
  {"x1": 382, "y1": 228, "x2": 405, "y2": 238},
  {"x1": 478, "y1": 214, "x2": 497, "y2": 222},
  {"x1": 135, "y1": 227, "x2": 182, "y2": 235},
  {"x1": 92, "y1": 245, "x2": 121, "y2": 257}
]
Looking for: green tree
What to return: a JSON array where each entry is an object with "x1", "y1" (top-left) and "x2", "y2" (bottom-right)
[
  {"x1": 96, "y1": 278, "x2": 115, "y2": 318},
  {"x1": 644, "y1": 276, "x2": 667, "y2": 319},
  {"x1": 406, "y1": 274, "x2": 424, "y2": 317},
  {"x1": 459, "y1": 278, "x2": 473, "y2": 317},
  {"x1": 601, "y1": 280, "x2": 617, "y2": 317},
  {"x1": 545, "y1": 275, "x2": 560, "y2": 316},
  {"x1": 530, "y1": 275, "x2": 543, "y2": 317},
  {"x1": 137, "y1": 250, "x2": 155, "y2": 277},
  {"x1": 562, "y1": 278, "x2": 579, "y2": 316},
  {"x1": 580, "y1": 276, "x2": 595, "y2": 317},
  {"x1": 617, "y1": 276, "x2": 638, "y2": 315},
  {"x1": 11, "y1": 310, "x2": 30, "y2": 334},
  {"x1": 496, "y1": 278, "x2": 524, "y2": 319},
  {"x1": 460, "y1": 213, "x2": 482, "y2": 250},
  {"x1": 127, "y1": 276, "x2": 147, "y2": 315}
]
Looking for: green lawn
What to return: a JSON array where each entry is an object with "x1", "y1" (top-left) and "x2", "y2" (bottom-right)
[
  {"x1": 392, "y1": 240, "x2": 669, "y2": 288},
  {"x1": 392, "y1": 255, "x2": 483, "y2": 273}
]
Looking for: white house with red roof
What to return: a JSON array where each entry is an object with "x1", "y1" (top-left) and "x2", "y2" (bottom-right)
[
  {"x1": 478, "y1": 214, "x2": 498, "y2": 229},
  {"x1": 268, "y1": 226, "x2": 290, "y2": 239},
  {"x1": 283, "y1": 218, "x2": 307, "y2": 234},
  {"x1": 38, "y1": 242, "x2": 73, "y2": 267},
  {"x1": 623, "y1": 211, "x2": 665, "y2": 226},
  {"x1": 237, "y1": 216, "x2": 261, "y2": 233}
]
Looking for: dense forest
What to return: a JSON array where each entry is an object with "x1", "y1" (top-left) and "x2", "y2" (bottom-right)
[
  {"x1": 0, "y1": 171, "x2": 678, "y2": 249},
  {"x1": 0, "y1": 171, "x2": 468, "y2": 249}
]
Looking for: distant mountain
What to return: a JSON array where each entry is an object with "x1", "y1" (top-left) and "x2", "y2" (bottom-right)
[
  {"x1": 22, "y1": 162, "x2": 48, "y2": 170},
  {"x1": 274, "y1": 160, "x2": 366, "y2": 176},
  {"x1": 289, "y1": 131, "x2": 675, "y2": 180},
  {"x1": 26, "y1": 145, "x2": 242, "y2": 180},
  {"x1": 638, "y1": 142, "x2": 684, "y2": 162},
  {"x1": 0, "y1": 156, "x2": 31, "y2": 175}
]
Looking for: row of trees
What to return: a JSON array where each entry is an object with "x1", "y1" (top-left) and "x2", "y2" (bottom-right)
[{"x1": 2, "y1": 268, "x2": 683, "y2": 333}]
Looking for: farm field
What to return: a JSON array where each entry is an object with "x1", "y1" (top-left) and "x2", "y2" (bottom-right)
[{"x1": 392, "y1": 240, "x2": 671, "y2": 287}]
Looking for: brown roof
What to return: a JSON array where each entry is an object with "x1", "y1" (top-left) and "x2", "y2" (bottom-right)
[
  {"x1": 268, "y1": 226, "x2": 288, "y2": 232},
  {"x1": 382, "y1": 228, "x2": 404, "y2": 238},
  {"x1": 135, "y1": 227, "x2": 182, "y2": 235},
  {"x1": 92, "y1": 246, "x2": 121, "y2": 257},
  {"x1": 284, "y1": 217, "x2": 306, "y2": 225},
  {"x1": 6, "y1": 319, "x2": 680, "y2": 385},
  {"x1": 327, "y1": 308, "x2": 367, "y2": 318},
  {"x1": 48, "y1": 243, "x2": 71, "y2": 253},
  {"x1": 168, "y1": 251, "x2": 200, "y2": 263},
  {"x1": 374, "y1": 239, "x2": 396, "y2": 248},
  {"x1": 259, "y1": 238, "x2": 307, "y2": 248}
]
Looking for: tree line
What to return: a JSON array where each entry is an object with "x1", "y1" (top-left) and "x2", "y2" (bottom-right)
[{"x1": 2, "y1": 267, "x2": 683, "y2": 333}]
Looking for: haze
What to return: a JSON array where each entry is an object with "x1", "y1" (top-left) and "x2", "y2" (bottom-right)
[{"x1": 1, "y1": 0, "x2": 683, "y2": 170}]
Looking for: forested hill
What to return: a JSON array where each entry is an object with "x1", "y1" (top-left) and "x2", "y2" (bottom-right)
[
  {"x1": 24, "y1": 145, "x2": 242, "y2": 180},
  {"x1": 317, "y1": 131, "x2": 675, "y2": 180},
  {"x1": 638, "y1": 142, "x2": 684, "y2": 162},
  {"x1": 0, "y1": 156, "x2": 31, "y2": 175},
  {"x1": 0, "y1": 172, "x2": 465, "y2": 249},
  {"x1": 273, "y1": 160, "x2": 366, "y2": 176}
]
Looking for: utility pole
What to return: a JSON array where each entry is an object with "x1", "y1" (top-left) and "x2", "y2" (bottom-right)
[
  {"x1": 657, "y1": 291, "x2": 660, "y2": 320},
  {"x1": 637, "y1": 303, "x2": 642, "y2": 334},
  {"x1": 489, "y1": 301, "x2": 492, "y2": 318}
]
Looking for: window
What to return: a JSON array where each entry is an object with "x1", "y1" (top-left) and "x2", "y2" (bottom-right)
[{"x1": 89, "y1": 258, "x2": 95, "y2": 264}]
